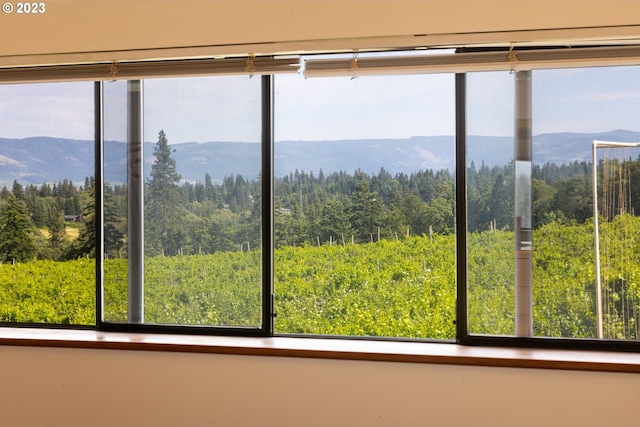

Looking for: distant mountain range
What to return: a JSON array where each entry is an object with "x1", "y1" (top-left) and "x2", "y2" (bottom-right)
[{"x1": 1, "y1": 130, "x2": 640, "y2": 186}]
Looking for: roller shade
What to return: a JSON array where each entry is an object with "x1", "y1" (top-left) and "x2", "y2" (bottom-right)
[
  {"x1": 303, "y1": 45, "x2": 640, "y2": 77},
  {"x1": 0, "y1": 56, "x2": 300, "y2": 84}
]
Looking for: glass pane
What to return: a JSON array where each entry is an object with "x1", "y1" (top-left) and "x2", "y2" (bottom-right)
[
  {"x1": 274, "y1": 71, "x2": 456, "y2": 339},
  {"x1": 467, "y1": 66, "x2": 640, "y2": 340},
  {"x1": 466, "y1": 71, "x2": 515, "y2": 335},
  {"x1": 103, "y1": 76, "x2": 262, "y2": 327},
  {"x1": 0, "y1": 82, "x2": 95, "y2": 325}
]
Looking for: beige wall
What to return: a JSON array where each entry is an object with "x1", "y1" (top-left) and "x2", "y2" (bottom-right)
[
  {"x1": 2, "y1": 0, "x2": 640, "y2": 64},
  {"x1": 0, "y1": 344, "x2": 638, "y2": 427},
  {"x1": 1, "y1": 2, "x2": 640, "y2": 426}
]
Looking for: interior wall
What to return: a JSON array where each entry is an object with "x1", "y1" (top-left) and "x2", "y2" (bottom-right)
[
  {"x1": 1, "y1": 2, "x2": 640, "y2": 426},
  {"x1": 1, "y1": 0, "x2": 640, "y2": 64},
  {"x1": 0, "y1": 344, "x2": 638, "y2": 427}
]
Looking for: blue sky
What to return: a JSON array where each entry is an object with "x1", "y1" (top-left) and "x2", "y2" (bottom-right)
[{"x1": 1, "y1": 66, "x2": 640, "y2": 142}]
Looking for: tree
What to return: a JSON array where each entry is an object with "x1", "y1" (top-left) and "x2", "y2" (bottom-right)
[
  {"x1": 350, "y1": 171, "x2": 384, "y2": 242},
  {"x1": 65, "y1": 177, "x2": 96, "y2": 259},
  {"x1": 11, "y1": 180, "x2": 24, "y2": 200},
  {"x1": 47, "y1": 204, "x2": 67, "y2": 254},
  {"x1": 314, "y1": 198, "x2": 353, "y2": 243},
  {"x1": 145, "y1": 130, "x2": 183, "y2": 256},
  {"x1": 549, "y1": 175, "x2": 592, "y2": 224},
  {"x1": 403, "y1": 193, "x2": 428, "y2": 236},
  {"x1": 0, "y1": 194, "x2": 36, "y2": 262},
  {"x1": 104, "y1": 189, "x2": 127, "y2": 258}
]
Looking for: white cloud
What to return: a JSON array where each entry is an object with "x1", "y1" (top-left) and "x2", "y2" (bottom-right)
[{"x1": 0, "y1": 82, "x2": 93, "y2": 140}]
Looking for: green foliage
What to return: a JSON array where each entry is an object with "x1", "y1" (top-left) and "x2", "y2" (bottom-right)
[
  {"x1": 146, "y1": 130, "x2": 184, "y2": 256},
  {"x1": 0, "y1": 194, "x2": 37, "y2": 262},
  {"x1": 6, "y1": 150, "x2": 640, "y2": 340},
  {"x1": 0, "y1": 258, "x2": 94, "y2": 324},
  {"x1": 64, "y1": 178, "x2": 95, "y2": 259},
  {"x1": 3, "y1": 219, "x2": 640, "y2": 340},
  {"x1": 274, "y1": 237, "x2": 456, "y2": 338},
  {"x1": 467, "y1": 229, "x2": 515, "y2": 335}
]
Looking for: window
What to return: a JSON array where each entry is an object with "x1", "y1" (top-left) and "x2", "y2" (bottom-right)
[
  {"x1": 1, "y1": 47, "x2": 640, "y2": 351},
  {"x1": 0, "y1": 82, "x2": 95, "y2": 325},
  {"x1": 273, "y1": 70, "x2": 456, "y2": 338},
  {"x1": 101, "y1": 75, "x2": 269, "y2": 332},
  {"x1": 465, "y1": 65, "x2": 640, "y2": 344}
]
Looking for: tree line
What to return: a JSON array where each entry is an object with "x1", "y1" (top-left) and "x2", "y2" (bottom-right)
[{"x1": 0, "y1": 129, "x2": 637, "y2": 263}]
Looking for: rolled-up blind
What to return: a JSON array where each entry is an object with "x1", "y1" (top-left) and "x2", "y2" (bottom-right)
[
  {"x1": 0, "y1": 56, "x2": 300, "y2": 84},
  {"x1": 304, "y1": 45, "x2": 640, "y2": 78}
]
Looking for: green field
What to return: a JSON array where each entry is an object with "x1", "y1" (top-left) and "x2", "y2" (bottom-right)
[{"x1": 2, "y1": 217, "x2": 639, "y2": 339}]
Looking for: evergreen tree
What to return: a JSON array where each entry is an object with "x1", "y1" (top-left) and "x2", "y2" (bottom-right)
[
  {"x1": 104, "y1": 190, "x2": 126, "y2": 258},
  {"x1": 0, "y1": 194, "x2": 36, "y2": 262},
  {"x1": 66, "y1": 177, "x2": 96, "y2": 259},
  {"x1": 350, "y1": 171, "x2": 384, "y2": 242},
  {"x1": 145, "y1": 130, "x2": 183, "y2": 256},
  {"x1": 11, "y1": 180, "x2": 24, "y2": 200},
  {"x1": 46, "y1": 204, "x2": 67, "y2": 260},
  {"x1": 315, "y1": 198, "x2": 352, "y2": 243}
]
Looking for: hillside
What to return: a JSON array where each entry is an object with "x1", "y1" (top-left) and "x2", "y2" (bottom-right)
[{"x1": 1, "y1": 130, "x2": 639, "y2": 186}]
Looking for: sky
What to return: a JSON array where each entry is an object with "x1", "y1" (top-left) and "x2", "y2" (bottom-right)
[{"x1": 2, "y1": 65, "x2": 640, "y2": 143}]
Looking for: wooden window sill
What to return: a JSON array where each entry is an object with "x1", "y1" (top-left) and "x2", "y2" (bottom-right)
[{"x1": 0, "y1": 327, "x2": 638, "y2": 373}]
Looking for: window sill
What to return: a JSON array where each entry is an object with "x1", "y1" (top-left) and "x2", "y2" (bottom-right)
[{"x1": 0, "y1": 327, "x2": 639, "y2": 373}]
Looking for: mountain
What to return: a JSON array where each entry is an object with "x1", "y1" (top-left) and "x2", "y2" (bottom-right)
[
  {"x1": 1, "y1": 130, "x2": 640, "y2": 186},
  {"x1": 0, "y1": 137, "x2": 94, "y2": 186}
]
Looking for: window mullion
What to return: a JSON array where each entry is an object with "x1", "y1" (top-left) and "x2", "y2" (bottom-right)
[
  {"x1": 455, "y1": 73, "x2": 468, "y2": 341},
  {"x1": 95, "y1": 81, "x2": 105, "y2": 327},
  {"x1": 262, "y1": 74, "x2": 275, "y2": 336}
]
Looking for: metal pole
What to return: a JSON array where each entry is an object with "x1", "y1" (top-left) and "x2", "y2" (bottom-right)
[
  {"x1": 261, "y1": 75, "x2": 274, "y2": 334},
  {"x1": 514, "y1": 71, "x2": 532, "y2": 337},
  {"x1": 592, "y1": 142, "x2": 603, "y2": 339},
  {"x1": 591, "y1": 140, "x2": 640, "y2": 339},
  {"x1": 455, "y1": 73, "x2": 468, "y2": 340},
  {"x1": 127, "y1": 80, "x2": 144, "y2": 324},
  {"x1": 95, "y1": 81, "x2": 105, "y2": 326}
]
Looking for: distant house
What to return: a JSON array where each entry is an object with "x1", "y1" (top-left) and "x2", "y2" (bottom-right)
[{"x1": 64, "y1": 214, "x2": 83, "y2": 223}]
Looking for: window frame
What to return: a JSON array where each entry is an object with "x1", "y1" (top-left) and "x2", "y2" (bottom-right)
[
  {"x1": 95, "y1": 75, "x2": 275, "y2": 337},
  {"x1": 457, "y1": 69, "x2": 640, "y2": 352},
  {"x1": 0, "y1": 47, "x2": 640, "y2": 355}
]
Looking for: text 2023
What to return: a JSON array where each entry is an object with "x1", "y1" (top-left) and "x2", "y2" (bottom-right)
[{"x1": 17, "y1": 2, "x2": 45, "y2": 13}]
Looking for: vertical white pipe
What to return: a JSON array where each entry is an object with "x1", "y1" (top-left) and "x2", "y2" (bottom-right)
[
  {"x1": 514, "y1": 71, "x2": 532, "y2": 337},
  {"x1": 592, "y1": 142, "x2": 604, "y2": 338},
  {"x1": 127, "y1": 80, "x2": 144, "y2": 324}
]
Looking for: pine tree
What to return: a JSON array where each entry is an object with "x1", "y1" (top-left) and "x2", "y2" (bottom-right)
[
  {"x1": 11, "y1": 180, "x2": 24, "y2": 200},
  {"x1": 46, "y1": 204, "x2": 67, "y2": 260},
  {"x1": 350, "y1": 171, "x2": 383, "y2": 242},
  {"x1": 65, "y1": 177, "x2": 96, "y2": 259},
  {"x1": 0, "y1": 194, "x2": 36, "y2": 262},
  {"x1": 145, "y1": 130, "x2": 183, "y2": 256}
]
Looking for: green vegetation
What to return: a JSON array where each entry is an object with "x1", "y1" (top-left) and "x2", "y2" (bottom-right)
[
  {"x1": 2, "y1": 215, "x2": 639, "y2": 339},
  {"x1": 2, "y1": 131, "x2": 640, "y2": 339}
]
